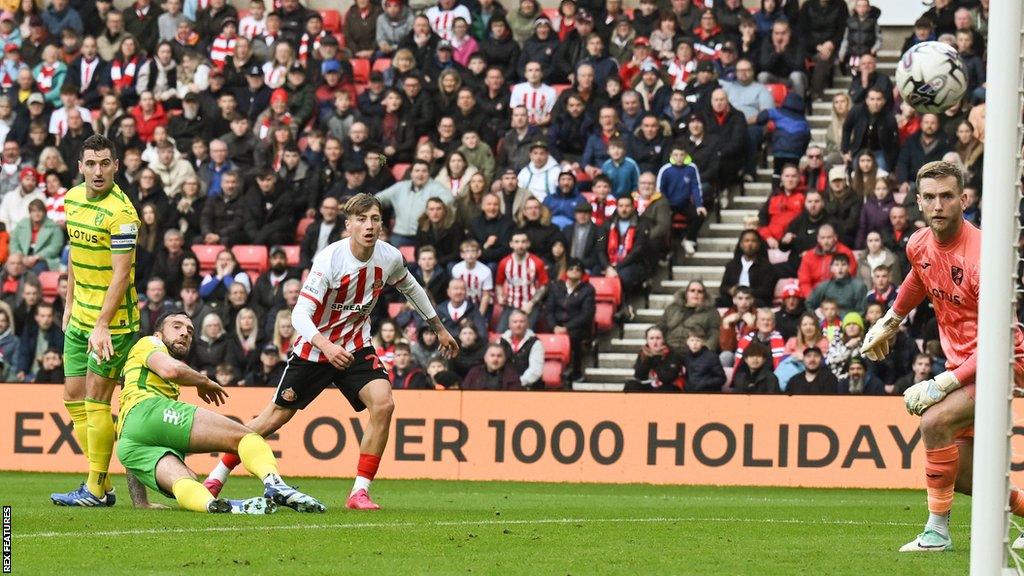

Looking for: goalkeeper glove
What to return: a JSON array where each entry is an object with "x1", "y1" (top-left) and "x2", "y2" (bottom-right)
[
  {"x1": 903, "y1": 371, "x2": 961, "y2": 416},
  {"x1": 860, "y1": 308, "x2": 904, "y2": 361}
]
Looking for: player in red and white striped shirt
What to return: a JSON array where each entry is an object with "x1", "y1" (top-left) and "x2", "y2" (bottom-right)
[
  {"x1": 205, "y1": 194, "x2": 458, "y2": 510},
  {"x1": 495, "y1": 231, "x2": 549, "y2": 331},
  {"x1": 509, "y1": 61, "x2": 557, "y2": 127}
]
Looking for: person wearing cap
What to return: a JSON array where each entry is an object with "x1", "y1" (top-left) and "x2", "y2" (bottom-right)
[
  {"x1": 824, "y1": 164, "x2": 862, "y2": 247},
  {"x1": 608, "y1": 14, "x2": 636, "y2": 64},
  {"x1": 195, "y1": 0, "x2": 239, "y2": 45},
  {"x1": 632, "y1": 59, "x2": 670, "y2": 114},
  {"x1": 543, "y1": 170, "x2": 584, "y2": 230},
  {"x1": 377, "y1": 0, "x2": 414, "y2": 56},
  {"x1": 0, "y1": 166, "x2": 43, "y2": 232},
  {"x1": 545, "y1": 256, "x2": 596, "y2": 380},
  {"x1": 243, "y1": 343, "x2": 287, "y2": 387},
  {"x1": 249, "y1": 242, "x2": 302, "y2": 315},
  {"x1": 295, "y1": 13, "x2": 327, "y2": 66},
  {"x1": 234, "y1": 62, "x2": 271, "y2": 120},
  {"x1": 551, "y1": 7, "x2": 594, "y2": 83},
  {"x1": 787, "y1": 345, "x2": 840, "y2": 394},
  {"x1": 562, "y1": 198, "x2": 601, "y2": 273},
  {"x1": 516, "y1": 140, "x2": 559, "y2": 202},
  {"x1": 209, "y1": 16, "x2": 240, "y2": 68},
  {"x1": 506, "y1": 0, "x2": 540, "y2": 45},
  {"x1": 518, "y1": 16, "x2": 556, "y2": 78},
  {"x1": 281, "y1": 63, "x2": 314, "y2": 130}
]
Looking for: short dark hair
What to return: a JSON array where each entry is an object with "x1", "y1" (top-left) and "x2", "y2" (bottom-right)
[
  {"x1": 155, "y1": 309, "x2": 191, "y2": 332},
  {"x1": 80, "y1": 134, "x2": 117, "y2": 160},
  {"x1": 831, "y1": 253, "x2": 850, "y2": 265}
]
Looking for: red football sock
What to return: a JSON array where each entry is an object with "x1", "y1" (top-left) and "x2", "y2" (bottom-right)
[
  {"x1": 1010, "y1": 488, "x2": 1024, "y2": 517},
  {"x1": 222, "y1": 453, "x2": 242, "y2": 469},
  {"x1": 357, "y1": 453, "x2": 381, "y2": 480},
  {"x1": 925, "y1": 445, "x2": 959, "y2": 515}
]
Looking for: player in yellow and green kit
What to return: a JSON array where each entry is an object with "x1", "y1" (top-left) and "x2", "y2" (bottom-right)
[
  {"x1": 51, "y1": 135, "x2": 141, "y2": 506},
  {"x1": 113, "y1": 311, "x2": 324, "y2": 513}
]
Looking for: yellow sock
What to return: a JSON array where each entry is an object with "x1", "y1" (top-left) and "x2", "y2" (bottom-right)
[
  {"x1": 237, "y1": 433, "x2": 278, "y2": 480},
  {"x1": 64, "y1": 400, "x2": 89, "y2": 456},
  {"x1": 172, "y1": 478, "x2": 215, "y2": 513},
  {"x1": 85, "y1": 398, "x2": 115, "y2": 498}
]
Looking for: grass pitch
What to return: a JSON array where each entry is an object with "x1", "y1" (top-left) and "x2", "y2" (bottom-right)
[{"x1": 5, "y1": 472, "x2": 981, "y2": 575}]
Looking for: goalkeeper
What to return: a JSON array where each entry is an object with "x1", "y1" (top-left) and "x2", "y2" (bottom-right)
[
  {"x1": 115, "y1": 311, "x2": 325, "y2": 514},
  {"x1": 861, "y1": 161, "x2": 1024, "y2": 552}
]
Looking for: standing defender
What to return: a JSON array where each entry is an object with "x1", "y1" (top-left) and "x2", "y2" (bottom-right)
[{"x1": 52, "y1": 135, "x2": 140, "y2": 506}]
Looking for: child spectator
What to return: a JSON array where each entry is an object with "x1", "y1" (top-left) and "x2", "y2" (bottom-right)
[
  {"x1": 451, "y1": 239, "x2": 494, "y2": 318},
  {"x1": 601, "y1": 138, "x2": 640, "y2": 199},
  {"x1": 682, "y1": 329, "x2": 727, "y2": 392},
  {"x1": 894, "y1": 353, "x2": 934, "y2": 395},
  {"x1": 819, "y1": 298, "x2": 842, "y2": 342}
]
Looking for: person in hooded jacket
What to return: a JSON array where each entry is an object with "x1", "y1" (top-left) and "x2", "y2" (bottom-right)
[
  {"x1": 756, "y1": 92, "x2": 810, "y2": 177},
  {"x1": 518, "y1": 16, "x2": 558, "y2": 79},
  {"x1": 479, "y1": 16, "x2": 520, "y2": 83}
]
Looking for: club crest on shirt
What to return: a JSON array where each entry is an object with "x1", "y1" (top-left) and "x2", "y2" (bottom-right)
[
  {"x1": 371, "y1": 279, "x2": 384, "y2": 291},
  {"x1": 951, "y1": 266, "x2": 964, "y2": 286}
]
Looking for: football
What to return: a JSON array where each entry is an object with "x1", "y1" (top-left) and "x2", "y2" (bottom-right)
[{"x1": 895, "y1": 40, "x2": 969, "y2": 113}]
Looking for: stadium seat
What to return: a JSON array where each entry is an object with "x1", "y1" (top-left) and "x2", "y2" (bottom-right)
[
  {"x1": 671, "y1": 212, "x2": 688, "y2": 233},
  {"x1": 351, "y1": 58, "x2": 371, "y2": 84},
  {"x1": 332, "y1": 32, "x2": 345, "y2": 48},
  {"x1": 319, "y1": 9, "x2": 342, "y2": 33},
  {"x1": 766, "y1": 83, "x2": 788, "y2": 107},
  {"x1": 372, "y1": 58, "x2": 391, "y2": 73},
  {"x1": 38, "y1": 271, "x2": 59, "y2": 302},
  {"x1": 399, "y1": 245, "x2": 415, "y2": 263},
  {"x1": 553, "y1": 84, "x2": 572, "y2": 97},
  {"x1": 232, "y1": 244, "x2": 269, "y2": 274},
  {"x1": 193, "y1": 244, "x2": 225, "y2": 274},
  {"x1": 588, "y1": 276, "x2": 622, "y2": 333},
  {"x1": 282, "y1": 245, "x2": 300, "y2": 268},
  {"x1": 246, "y1": 270, "x2": 260, "y2": 285},
  {"x1": 296, "y1": 217, "x2": 315, "y2": 242},
  {"x1": 536, "y1": 333, "x2": 571, "y2": 388},
  {"x1": 390, "y1": 162, "x2": 410, "y2": 180},
  {"x1": 488, "y1": 331, "x2": 501, "y2": 343},
  {"x1": 541, "y1": 7, "x2": 558, "y2": 21}
]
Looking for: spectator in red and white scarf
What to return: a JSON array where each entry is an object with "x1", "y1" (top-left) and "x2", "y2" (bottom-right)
[
  {"x1": 296, "y1": 12, "x2": 327, "y2": 64},
  {"x1": 110, "y1": 34, "x2": 143, "y2": 106},
  {"x1": 209, "y1": 17, "x2": 238, "y2": 69},
  {"x1": 597, "y1": 194, "x2": 649, "y2": 312},
  {"x1": 31, "y1": 45, "x2": 65, "y2": 106}
]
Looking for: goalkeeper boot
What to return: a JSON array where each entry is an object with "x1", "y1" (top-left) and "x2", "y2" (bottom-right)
[
  {"x1": 346, "y1": 489, "x2": 380, "y2": 511},
  {"x1": 50, "y1": 483, "x2": 115, "y2": 507},
  {"x1": 899, "y1": 529, "x2": 953, "y2": 552},
  {"x1": 1012, "y1": 534, "x2": 1024, "y2": 550},
  {"x1": 208, "y1": 497, "x2": 277, "y2": 514},
  {"x1": 265, "y1": 483, "x2": 326, "y2": 513}
]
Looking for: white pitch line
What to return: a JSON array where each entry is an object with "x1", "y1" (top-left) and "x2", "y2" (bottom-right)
[{"x1": 15, "y1": 516, "x2": 961, "y2": 540}]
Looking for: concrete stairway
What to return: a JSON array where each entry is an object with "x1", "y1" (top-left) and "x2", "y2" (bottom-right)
[{"x1": 571, "y1": 48, "x2": 904, "y2": 392}]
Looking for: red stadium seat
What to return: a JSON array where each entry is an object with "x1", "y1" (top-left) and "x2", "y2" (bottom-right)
[
  {"x1": 553, "y1": 83, "x2": 572, "y2": 97},
  {"x1": 192, "y1": 244, "x2": 225, "y2": 274},
  {"x1": 390, "y1": 162, "x2": 410, "y2": 180},
  {"x1": 295, "y1": 217, "x2": 315, "y2": 242},
  {"x1": 39, "y1": 270, "x2": 59, "y2": 302},
  {"x1": 537, "y1": 333, "x2": 571, "y2": 364},
  {"x1": 372, "y1": 58, "x2": 392, "y2": 73},
  {"x1": 351, "y1": 58, "x2": 371, "y2": 84},
  {"x1": 246, "y1": 270, "x2": 260, "y2": 285},
  {"x1": 766, "y1": 83, "x2": 788, "y2": 107},
  {"x1": 282, "y1": 245, "x2": 300, "y2": 268},
  {"x1": 671, "y1": 212, "x2": 687, "y2": 233},
  {"x1": 333, "y1": 32, "x2": 346, "y2": 48},
  {"x1": 232, "y1": 245, "x2": 269, "y2": 274},
  {"x1": 488, "y1": 331, "x2": 501, "y2": 343},
  {"x1": 536, "y1": 333, "x2": 570, "y2": 388},
  {"x1": 588, "y1": 276, "x2": 622, "y2": 333},
  {"x1": 541, "y1": 7, "x2": 558, "y2": 21},
  {"x1": 399, "y1": 245, "x2": 415, "y2": 263},
  {"x1": 319, "y1": 9, "x2": 342, "y2": 33}
]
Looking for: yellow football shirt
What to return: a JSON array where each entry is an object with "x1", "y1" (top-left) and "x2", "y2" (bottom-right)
[
  {"x1": 64, "y1": 182, "x2": 140, "y2": 334},
  {"x1": 118, "y1": 336, "x2": 180, "y2": 434}
]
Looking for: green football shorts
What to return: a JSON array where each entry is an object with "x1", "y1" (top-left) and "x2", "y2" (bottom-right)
[
  {"x1": 63, "y1": 325, "x2": 136, "y2": 379},
  {"x1": 116, "y1": 396, "x2": 197, "y2": 497}
]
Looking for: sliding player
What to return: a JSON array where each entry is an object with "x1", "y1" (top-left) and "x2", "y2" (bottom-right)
[
  {"x1": 203, "y1": 193, "x2": 459, "y2": 510},
  {"x1": 52, "y1": 135, "x2": 139, "y2": 506},
  {"x1": 861, "y1": 161, "x2": 1024, "y2": 552},
  {"x1": 116, "y1": 311, "x2": 324, "y2": 514}
]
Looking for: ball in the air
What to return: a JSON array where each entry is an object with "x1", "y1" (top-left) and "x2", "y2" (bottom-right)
[{"x1": 895, "y1": 41, "x2": 968, "y2": 114}]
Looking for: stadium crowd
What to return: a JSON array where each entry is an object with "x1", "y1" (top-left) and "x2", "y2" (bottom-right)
[{"x1": 0, "y1": 0, "x2": 993, "y2": 393}]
